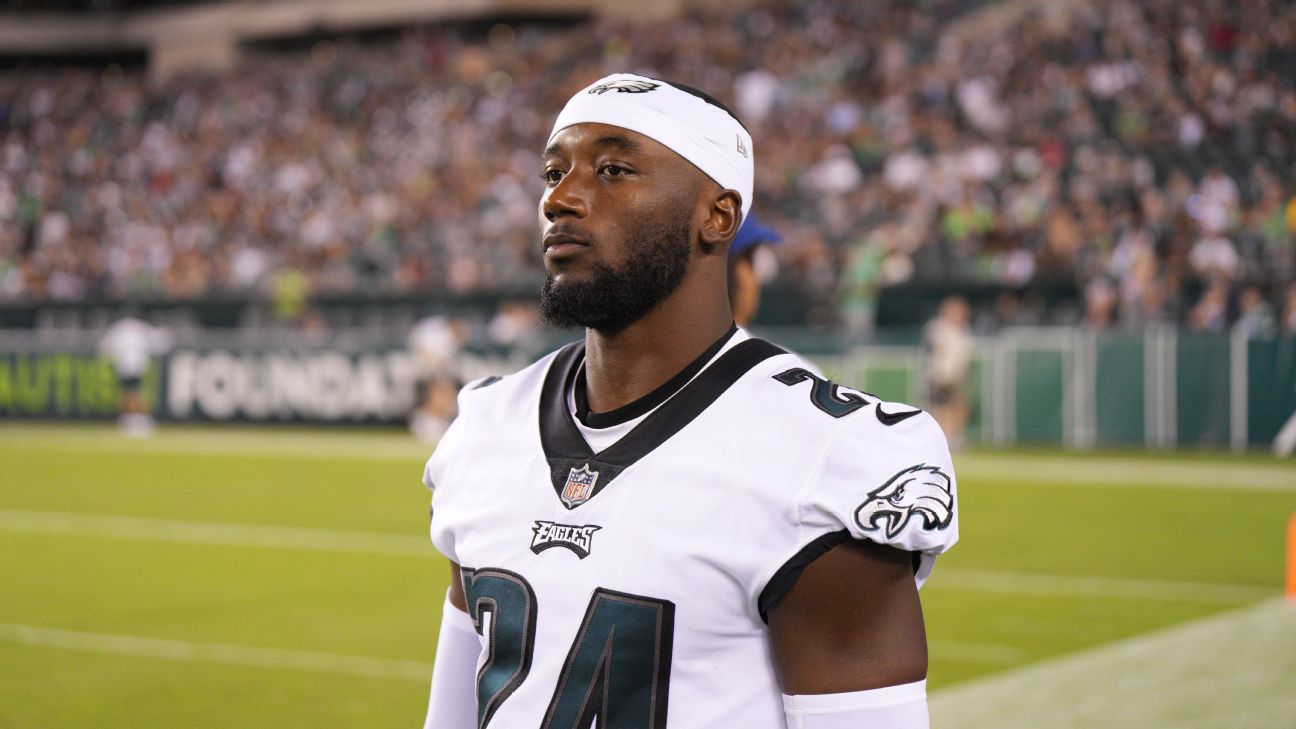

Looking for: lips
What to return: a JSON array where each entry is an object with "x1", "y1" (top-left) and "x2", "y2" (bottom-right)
[{"x1": 542, "y1": 229, "x2": 592, "y2": 260}]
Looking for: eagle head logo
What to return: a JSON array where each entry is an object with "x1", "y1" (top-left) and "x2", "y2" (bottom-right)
[
  {"x1": 854, "y1": 464, "x2": 954, "y2": 540},
  {"x1": 588, "y1": 79, "x2": 661, "y2": 95}
]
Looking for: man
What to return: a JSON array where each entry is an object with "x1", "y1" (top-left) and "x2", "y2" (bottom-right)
[
  {"x1": 728, "y1": 212, "x2": 783, "y2": 327},
  {"x1": 422, "y1": 74, "x2": 958, "y2": 729},
  {"x1": 923, "y1": 296, "x2": 974, "y2": 450},
  {"x1": 407, "y1": 314, "x2": 467, "y2": 443},
  {"x1": 98, "y1": 313, "x2": 169, "y2": 437}
]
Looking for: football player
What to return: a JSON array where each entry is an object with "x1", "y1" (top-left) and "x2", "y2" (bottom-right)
[{"x1": 422, "y1": 74, "x2": 958, "y2": 729}]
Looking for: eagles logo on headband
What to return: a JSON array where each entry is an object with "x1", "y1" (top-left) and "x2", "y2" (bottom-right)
[
  {"x1": 548, "y1": 73, "x2": 756, "y2": 222},
  {"x1": 588, "y1": 79, "x2": 660, "y2": 95}
]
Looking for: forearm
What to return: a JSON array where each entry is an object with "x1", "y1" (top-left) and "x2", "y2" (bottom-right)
[{"x1": 423, "y1": 592, "x2": 480, "y2": 729}]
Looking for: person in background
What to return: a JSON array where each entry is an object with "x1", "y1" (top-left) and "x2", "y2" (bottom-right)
[
  {"x1": 1280, "y1": 283, "x2": 1296, "y2": 335},
  {"x1": 486, "y1": 300, "x2": 543, "y2": 350},
  {"x1": 98, "y1": 313, "x2": 170, "y2": 437},
  {"x1": 923, "y1": 296, "x2": 974, "y2": 448},
  {"x1": 727, "y1": 212, "x2": 783, "y2": 328},
  {"x1": 1187, "y1": 280, "x2": 1229, "y2": 333},
  {"x1": 840, "y1": 229, "x2": 887, "y2": 341},
  {"x1": 406, "y1": 314, "x2": 466, "y2": 443},
  {"x1": 1235, "y1": 285, "x2": 1277, "y2": 339}
]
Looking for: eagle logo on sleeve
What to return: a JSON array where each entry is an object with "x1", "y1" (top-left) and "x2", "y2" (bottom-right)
[{"x1": 854, "y1": 464, "x2": 954, "y2": 539}]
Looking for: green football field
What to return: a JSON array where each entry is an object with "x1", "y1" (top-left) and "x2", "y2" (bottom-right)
[{"x1": 1, "y1": 423, "x2": 1293, "y2": 728}]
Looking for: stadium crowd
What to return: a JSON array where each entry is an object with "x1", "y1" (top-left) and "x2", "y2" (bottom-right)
[{"x1": 1, "y1": 0, "x2": 1295, "y2": 334}]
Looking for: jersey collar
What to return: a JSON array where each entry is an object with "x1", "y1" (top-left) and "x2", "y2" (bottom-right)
[
  {"x1": 538, "y1": 334, "x2": 785, "y2": 509},
  {"x1": 572, "y1": 323, "x2": 738, "y2": 429}
]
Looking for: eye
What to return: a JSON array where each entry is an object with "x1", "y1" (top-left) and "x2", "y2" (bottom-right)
[
  {"x1": 541, "y1": 168, "x2": 564, "y2": 185},
  {"x1": 600, "y1": 164, "x2": 632, "y2": 177}
]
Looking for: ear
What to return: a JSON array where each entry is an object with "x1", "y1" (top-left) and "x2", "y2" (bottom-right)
[{"x1": 698, "y1": 189, "x2": 743, "y2": 255}]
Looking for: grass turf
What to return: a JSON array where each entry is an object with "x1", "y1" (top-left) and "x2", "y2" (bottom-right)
[{"x1": 1, "y1": 423, "x2": 1291, "y2": 727}]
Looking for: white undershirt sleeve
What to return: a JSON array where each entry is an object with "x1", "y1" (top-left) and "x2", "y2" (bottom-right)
[
  {"x1": 423, "y1": 593, "x2": 481, "y2": 729},
  {"x1": 783, "y1": 680, "x2": 929, "y2": 729}
]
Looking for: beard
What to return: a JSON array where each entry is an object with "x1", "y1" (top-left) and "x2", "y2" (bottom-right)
[{"x1": 539, "y1": 217, "x2": 692, "y2": 333}]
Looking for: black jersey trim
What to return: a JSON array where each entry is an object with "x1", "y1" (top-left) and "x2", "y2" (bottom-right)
[
  {"x1": 757, "y1": 530, "x2": 853, "y2": 624},
  {"x1": 539, "y1": 336, "x2": 787, "y2": 508},
  {"x1": 573, "y1": 323, "x2": 738, "y2": 429}
]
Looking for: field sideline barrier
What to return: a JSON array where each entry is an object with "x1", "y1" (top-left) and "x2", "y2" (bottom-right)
[
  {"x1": 790, "y1": 326, "x2": 1295, "y2": 450},
  {"x1": 1, "y1": 327, "x2": 1294, "y2": 447}
]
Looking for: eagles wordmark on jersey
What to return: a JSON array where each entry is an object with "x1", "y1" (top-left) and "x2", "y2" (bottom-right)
[{"x1": 424, "y1": 330, "x2": 958, "y2": 728}]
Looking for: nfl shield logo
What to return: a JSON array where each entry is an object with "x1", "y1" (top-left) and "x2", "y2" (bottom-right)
[{"x1": 560, "y1": 464, "x2": 600, "y2": 509}]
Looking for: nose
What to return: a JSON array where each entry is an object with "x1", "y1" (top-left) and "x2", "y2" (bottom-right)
[{"x1": 541, "y1": 169, "x2": 590, "y2": 223}]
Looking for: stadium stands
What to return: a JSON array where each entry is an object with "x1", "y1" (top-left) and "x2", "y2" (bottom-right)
[{"x1": 0, "y1": 0, "x2": 1293, "y2": 333}]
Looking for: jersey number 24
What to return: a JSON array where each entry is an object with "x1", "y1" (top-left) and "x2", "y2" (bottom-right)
[{"x1": 461, "y1": 567, "x2": 675, "y2": 729}]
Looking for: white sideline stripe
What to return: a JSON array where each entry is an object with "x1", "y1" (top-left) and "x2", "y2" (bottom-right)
[
  {"x1": 929, "y1": 598, "x2": 1296, "y2": 729},
  {"x1": 956, "y1": 454, "x2": 1296, "y2": 492},
  {"x1": 2, "y1": 510, "x2": 1274, "y2": 605},
  {"x1": 0, "y1": 623, "x2": 433, "y2": 681},
  {"x1": 0, "y1": 510, "x2": 432, "y2": 557},
  {"x1": 933, "y1": 568, "x2": 1275, "y2": 604}
]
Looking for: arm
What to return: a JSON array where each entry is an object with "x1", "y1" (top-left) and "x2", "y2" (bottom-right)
[
  {"x1": 768, "y1": 540, "x2": 930, "y2": 727},
  {"x1": 762, "y1": 395, "x2": 955, "y2": 727},
  {"x1": 423, "y1": 562, "x2": 480, "y2": 729}
]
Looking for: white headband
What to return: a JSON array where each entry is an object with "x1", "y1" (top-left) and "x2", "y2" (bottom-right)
[{"x1": 548, "y1": 73, "x2": 754, "y2": 221}]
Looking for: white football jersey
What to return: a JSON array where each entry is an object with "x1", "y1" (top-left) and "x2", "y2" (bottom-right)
[{"x1": 424, "y1": 331, "x2": 958, "y2": 729}]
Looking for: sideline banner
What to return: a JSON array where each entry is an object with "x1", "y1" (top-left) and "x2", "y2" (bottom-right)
[
  {"x1": 165, "y1": 349, "x2": 416, "y2": 423},
  {"x1": 0, "y1": 348, "x2": 444, "y2": 424},
  {"x1": 0, "y1": 353, "x2": 158, "y2": 418},
  {"x1": 6, "y1": 334, "x2": 1293, "y2": 445}
]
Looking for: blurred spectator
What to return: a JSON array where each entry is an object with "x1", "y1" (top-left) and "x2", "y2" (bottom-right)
[
  {"x1": 1235, "y1": 284, "x2": 1277, "y2": 338},
  {"x1": 487, "y1": 300, "x2": 542, "y2": 349},
  {"x1": 406, "y1": 314, "x2": 465, "y2": 443},
  {"x1": 0, "y1": 0, "x2": 1293, "y2": 336},
  {"x1": 97, "y1": 313, "x2": 169, "y2": 436},
  {"x1": 1188, "y1": 232, "x2": 1239, "y2": 281},
  {"x1": 1084, "y1": 278, "x2": 1118, "y2": 330},
  {"x1": 1282, "y1": 283, "x2": 1296, "y2": 335},
  {"x1": 1188, "y1": 280, "x2": 1229, "y2": 333},
  {"x1": 728, "y1": 212, "x2": 784, "y2": 328},
  {"x1": 923, "y1": 296, "x2": 974, "y2": 448},
  {"x1": 839, "y1": 222, "x2": 913, "y2": 340}
]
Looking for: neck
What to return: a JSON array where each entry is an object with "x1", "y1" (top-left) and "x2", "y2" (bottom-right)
[{"x1": 582, "y1": 273, "x2": 733, "y2": 413}]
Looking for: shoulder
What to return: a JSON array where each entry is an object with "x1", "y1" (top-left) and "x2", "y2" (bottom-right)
[
  {"x1": 733, "y1": 347, "x2": 957, "y2": 619},
  {"x1": 423, "y1": 343, "x2": 572, "y2": 492},
  {"x1": 451, "y1": 344, "x2": 571, "y2": 422},
  {"x1": 738, "y1": 346, "x2": 925, "y2": 437},
  {"x1": 807, "y1": 401, "x2": 957, "y2": 556},
  {"x1": 742, "y1": 348, "x2": 957, "y2": 552}
]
